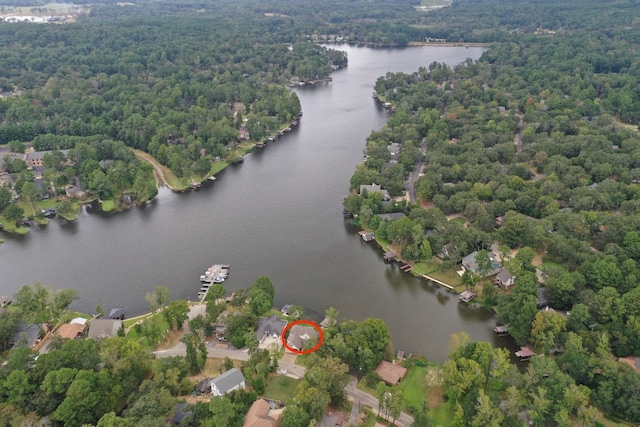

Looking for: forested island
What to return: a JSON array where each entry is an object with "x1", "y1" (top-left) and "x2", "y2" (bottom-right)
[{"x1": 2, "y1": 0, "x2": 640, "y2": 426}]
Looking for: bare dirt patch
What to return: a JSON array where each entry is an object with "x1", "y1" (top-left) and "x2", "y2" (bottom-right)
[
  {"x1": 425, "y1": 366, "x2": 444, "y2": 408},
  {"x1": 188, "y1": 357, "x2": 244, "y2": 384},
  {"x1": 155, "y1": 328, "x2": 185, "y2": 351}
]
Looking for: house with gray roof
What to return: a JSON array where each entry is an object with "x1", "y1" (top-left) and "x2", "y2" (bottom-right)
[
  {"x1": 286, "y1": 324, "x2": 319, "y2": 352},
  {"x1": 378, "y1": 212, "x2": 405, "y2": 221},
  {"x1": 462, "y1": 250, "x2": 501, "y2": 277},
  {"x1": 359, "y1": 183, "x2": 390, "y2": 201},
  {"x1": 256, "y1": 314, "x2": 287, "y2": 341},
  {"x1": 88, "y1": 319, "x2": 123, "y2": 339},
  {"x1": 211, "y1": 368, "x2": 246, "y2": 396}
]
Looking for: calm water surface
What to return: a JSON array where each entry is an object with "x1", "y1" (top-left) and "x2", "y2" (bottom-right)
[{"x1": 0, "y1": 45, "x2": 513, "y2": 361}]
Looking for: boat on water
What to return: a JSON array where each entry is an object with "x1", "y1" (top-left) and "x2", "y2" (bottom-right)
[{"x1": 200, "y1": 264, "x2": 230, "y2": 283}]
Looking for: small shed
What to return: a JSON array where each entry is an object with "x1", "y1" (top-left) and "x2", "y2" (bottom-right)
[{"x1": 195, "y1": 377, "x2": 213, "y2": 394}]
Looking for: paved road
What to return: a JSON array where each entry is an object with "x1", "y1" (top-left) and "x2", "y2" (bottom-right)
[
  {"x1": 155, "y1": 305, "x2": 415, "y2": 425},
  {"x1": 154, "y1": 345, "x2": 414, "y2": 426},
  {"x1": 406, "y1": 138, "x2": 427, "y2": 203}
]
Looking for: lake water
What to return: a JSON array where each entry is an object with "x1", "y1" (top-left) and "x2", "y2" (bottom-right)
[{"x1": 0, "y1": 44, "x2": 514, "y2": 362}]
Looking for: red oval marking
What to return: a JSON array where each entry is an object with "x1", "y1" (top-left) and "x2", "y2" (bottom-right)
[{"x1": 281, "y1": 319, "x2": 324, "y2": 355}]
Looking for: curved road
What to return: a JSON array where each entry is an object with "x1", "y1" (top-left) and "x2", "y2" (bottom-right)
[{"x1": 154, "y1": 344, "x2": 414, "y2": 426}]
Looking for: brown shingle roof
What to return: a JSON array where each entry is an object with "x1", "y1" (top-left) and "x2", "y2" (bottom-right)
[
  {"x1": 56, "y1": 323, "x2": 86, "y2": 340},
  {"x1": 375, "y1": 360, "x2": 407, "y2": 385},
  {"x1": 243, "y1": 399, "x2": 278, "y2": 427}
]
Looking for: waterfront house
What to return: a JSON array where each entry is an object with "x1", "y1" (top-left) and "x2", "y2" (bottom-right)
[
  {"x1": 56, "y1": 322, "x2": 86, "y2": 340},
  {"x1": 461, "y1": 250, "x2": 501, "y2": 277},
  {"x1": 211, "y1": 368, "x2": 246, "y2": 396},
  {"x1": 242, "y1": 399, "x2": 278, "y2": 427},
  {"x1": 256, "y1": 315, "x2": 287, "y2": 341},
  {"x1": 88, "y1": 319, "x2": 123, "y2": 339},
  {"x1": 359, "y1": 183, "x2": 390, "y2": 201},
  {"x1": 378, "y1": 212, "x2": 405, "y2": 222},
  {"x1": 494, "y1": 268, "x2": 515, "y2": 289},
  {"x1": 10, "y1": 322, "x2": 40, "y2": 348},
  {"x1": 286, "y1": 324, "x2": 319, "y2": 352},
  {"x1": 320, "y1": 316, "x2": 336, "y2": 329},
  {"x1": 375, "y1": 360, "x2": 407, "y2": 386}
]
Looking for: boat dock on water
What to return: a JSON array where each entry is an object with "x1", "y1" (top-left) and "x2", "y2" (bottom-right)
[
  {"x1": 198, "y1": 264, "x2": 230, "y2": 300},
  {"x1": 200, "y1": 264, "x2": 230, "y2": 283}
]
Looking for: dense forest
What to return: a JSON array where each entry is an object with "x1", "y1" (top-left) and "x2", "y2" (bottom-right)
[
  {"x1": 2, "y1": 0, "x2": 640, "y2": 425},
  {"x1": 344, "y1": 0, "x2": 640, "y2": 424}
]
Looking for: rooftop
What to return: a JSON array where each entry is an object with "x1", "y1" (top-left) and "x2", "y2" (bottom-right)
[
  {"x1": 375, "y1": 360, "x2": 407, "y2": 385},
  {"x1": 211, "y1": 368, "x2": 245, "y2": 395}
]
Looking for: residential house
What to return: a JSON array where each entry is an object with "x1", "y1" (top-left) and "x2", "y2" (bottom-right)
[
  {"x1": 256, "y1": 315, "x2": 287, "y2": 341},
  {"x1": 242, "y1": 399, "x2": 278, "y2": 427},
  {"x1": 461, "y1": 250, "x2": 501, "y2": 277},
  {"x1": 319, "y1": 316, "x2": 336, "y2": 329},
  {"x1": 378, "y1": 212, "x2": 405, "y2": 221},
  {"x1": 437, "y1": 243, "x2": 458, "y2": 260},
  {"x1": 387, "y1": 142, "x2": 401, "y2": 162},
  {"x1": 537, "y1": 287, "x2": 550, "y2": 309},
  {"x1": 211, "y1": 368, "x2": 246, "y2": 396},
  {"x1": 56, "y1": 322, "x2": 86, "y2": 340},
  {"x1": 88, "y1": 319, "x2": 123, "y2": 339},
  {"x1": 375, "y1": 360, "x2": 407, "y2": 386},
  {"x1": 25, "y1": 149, "x2": 70, "y2": 169},
  {"x1": 494, "y1": 268, "x2": 515, "y2": 289},
  {"x1": 286, "y1": 324, "x2": 319, "y2": 352},
  {"x1": 359, "y1": 183, "x2": 390, "y2": 201},
  {"x1": 10, "y1": 322, "x2": 40, "y2": 348}
]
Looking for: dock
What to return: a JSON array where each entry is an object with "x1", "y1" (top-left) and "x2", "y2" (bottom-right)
[
  {"x1": 458, "y1": 290, "x2": 476, "y2": 303},
  {"x1": 494, "y1": 325, "x2": 509, "y2": 336},
  {"x1": 400, "y1": 263, "x2": 413, "y2": 272},
  {"x1": 200, "y1": 264, "x2": 230, "y2": 284}
]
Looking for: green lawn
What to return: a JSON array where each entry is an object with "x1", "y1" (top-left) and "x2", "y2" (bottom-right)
[
  {"x1": 0, "y1": 217, "x2": 29, "y2": 234},
  {"x1": 429, "y1": 403, "x2": 454, "y2": 427},
  {"x1": 101, "y1": 199, "x2": 116, "y2": 212},
  {"x1": 263, "y1": 374, "x2": 299, "y2": 403},
  {"x1": 124, "y1": 313, "x2": 170, "y2": 350},
  {"x1": 398, "y1": 361, "x2": 430, "y2": 411},
  {"x1": 427, "y1": 268, "x2": 464, "y2": 290}
]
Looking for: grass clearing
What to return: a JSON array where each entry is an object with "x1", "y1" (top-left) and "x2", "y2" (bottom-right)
[
  {"x1": 263, "y1": 374, "x2": 300, "y2": 403},
  {"x1": 101, "y1": 199, "x2": 116, "y2": 212},
  {"x1": 427, "y1": 267, "x2": 464, "y2": 290},
  {"x1": 429, "y1": 402, "x2": 454, "y2": 427},
  {"x1": 0, "y1": 218, "x2": 29, "y2": 234},
  {"x1": 398, "y1": 361, "x2": 430, "y2": 411}
]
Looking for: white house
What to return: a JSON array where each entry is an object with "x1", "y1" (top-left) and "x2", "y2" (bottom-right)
[{"x1": 211, "y1": 368, "x2": 246, "y2": 396}]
